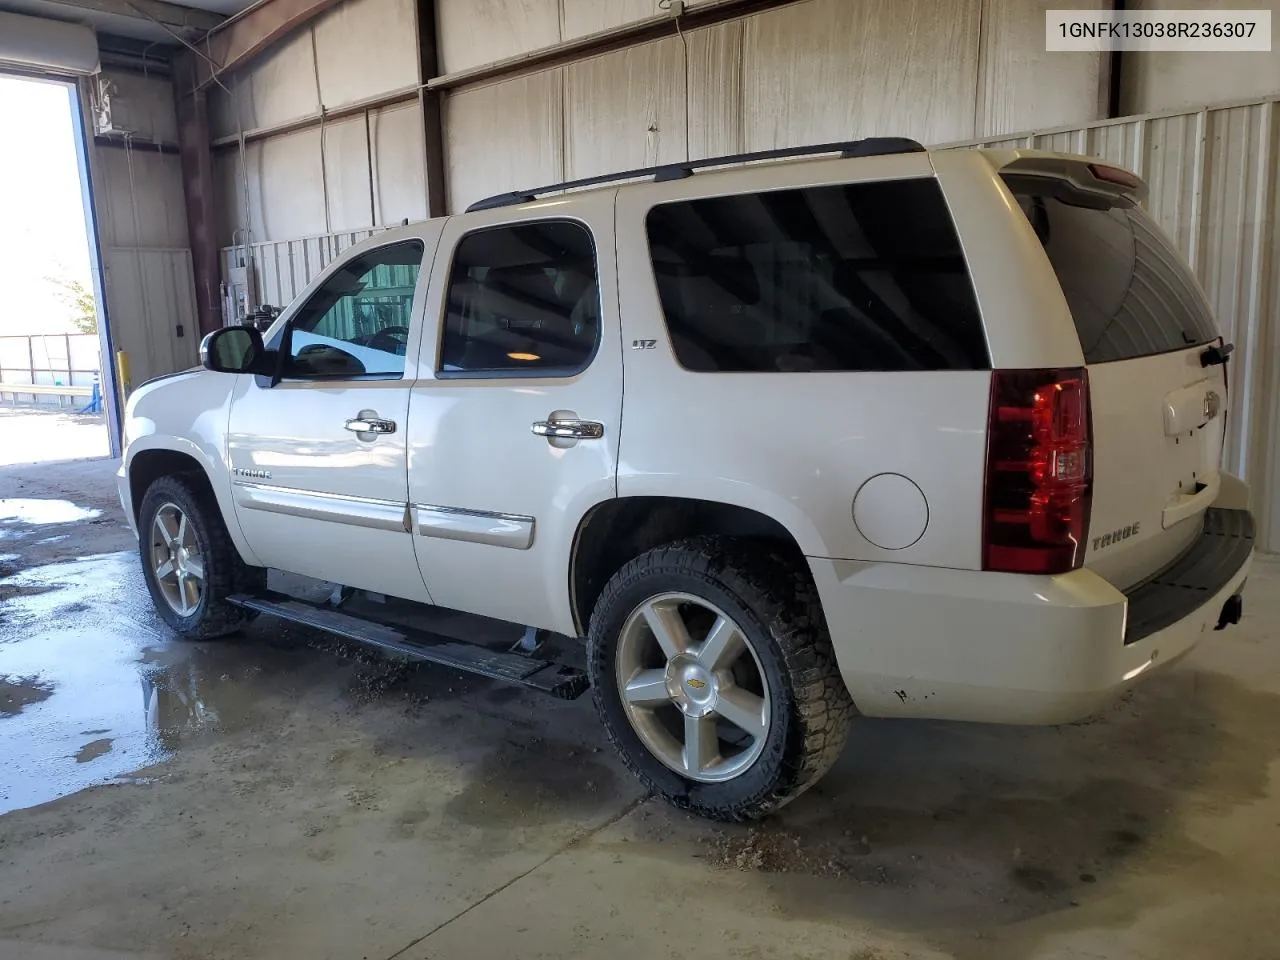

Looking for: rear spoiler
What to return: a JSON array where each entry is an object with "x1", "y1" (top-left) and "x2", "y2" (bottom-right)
[{"x1": 984, "y1": 152, "x2": 1148, "y2": 206}]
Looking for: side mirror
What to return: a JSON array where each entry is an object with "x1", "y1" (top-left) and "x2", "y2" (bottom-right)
[{"x1": 200, "y1": 326, "x2": 269, "y2": 374}]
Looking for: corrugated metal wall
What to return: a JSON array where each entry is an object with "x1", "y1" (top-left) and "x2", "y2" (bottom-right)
[
  {"x1": 86, "y1": 69, "x2": 200, "y2": 387},
  {"x1": 442, "y1": 0, "x2": 1108, "y2": 212},
  {"x1": 222, "y1": 228, "x2": 381, "y2": 308},
  {"x1": 208, "y1": 0, "x2": 427, "y2": 245},
  {"x1": 211, "y1": 0, "x2": 1108, "y2": 234},
  {"x1": 1120, "y1": 0, "x2": 1280, "y2": 115}
]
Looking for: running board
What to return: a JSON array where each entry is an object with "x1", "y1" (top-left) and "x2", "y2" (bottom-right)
[{"x1": 228, "y1": 592, "x2": 590, "y2": 699}]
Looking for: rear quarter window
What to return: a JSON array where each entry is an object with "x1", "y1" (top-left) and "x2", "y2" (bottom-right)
[
  {"x1": 644, "y1": 179, "x2": 988, "y2": 373},
  {"x1": 1005, "y1": 177, "x2": 1219, "y2": 363}
]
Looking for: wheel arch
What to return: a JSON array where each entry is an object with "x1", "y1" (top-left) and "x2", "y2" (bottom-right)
[
  {"x1": 569, "y1": 496, "x2": 806, "y2": 636},
  {"x1": 126, "y1": 437, "x2": 262, "y2": 568}
]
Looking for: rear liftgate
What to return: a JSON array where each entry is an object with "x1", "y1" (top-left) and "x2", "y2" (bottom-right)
[{"x1": 228, "y1": 592, "x2": 590, "y2": 699}]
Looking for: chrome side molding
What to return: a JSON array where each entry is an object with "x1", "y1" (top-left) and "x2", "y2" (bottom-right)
[
  {"x1": 412, "y1": 504, "x2": 535, "y2": 550},
  {"x1": 232, "y1": 481, "x2": 408, "y2": 533}
]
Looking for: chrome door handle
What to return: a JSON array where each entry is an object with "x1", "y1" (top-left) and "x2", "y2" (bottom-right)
[
  {"x1": 345, "y1": 417, "x2": 396, "y2": 435},
  {"x1": 531, "y1": 419, "x2": 603, "y2": 440}
]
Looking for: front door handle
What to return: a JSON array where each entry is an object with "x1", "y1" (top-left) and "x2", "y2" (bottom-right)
[
  {"x1": 345, "y1": 417, "x2": 396, "y2": 435},
  {"x1": 531, "y1": 419, "x2": 603, "y2": 440}
]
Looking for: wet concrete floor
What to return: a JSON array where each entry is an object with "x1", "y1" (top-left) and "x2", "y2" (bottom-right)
[{"x1": 1, "y1": 456, "x2": 1279, "y2": 960}]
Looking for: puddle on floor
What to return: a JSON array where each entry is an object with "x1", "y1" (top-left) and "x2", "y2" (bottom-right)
[
  {"x1": 0, "y1": 499, "x2": 102, "y2": 525},
  {"x1": 73, "y1": 737, "x2": 114, "y2": 763},
  {"x1": 0, "y1": 551, "x2": 274, "y2": 815},
  {"x1": 0, "y1": 674, "x2": 54, "y2": 715}
]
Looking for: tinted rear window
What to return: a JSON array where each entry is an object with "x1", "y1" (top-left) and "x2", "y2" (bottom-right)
[
  {"x1": 1006, "y1": 178, "x2": 1218, "y2": 363},
  {"x1": 645, "y1": 179, "x2": 988, "y2": 373}
]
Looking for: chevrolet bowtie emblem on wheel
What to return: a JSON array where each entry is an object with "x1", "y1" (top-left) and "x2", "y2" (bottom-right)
[
  {"x1": 1204, "y1": 391, "x2": 1222, "y2": 420},
  {"x1": 686, "y1": 678, "x2": 707, "y2": 689}
]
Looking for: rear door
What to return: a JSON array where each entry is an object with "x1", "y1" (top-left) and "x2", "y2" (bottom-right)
[
  {"x1": 406, "y1": 195, "x2": 622, "y2": 636},
  {"x1": 1004, "y1": 172, "x2": 1226, "y2": 589}
]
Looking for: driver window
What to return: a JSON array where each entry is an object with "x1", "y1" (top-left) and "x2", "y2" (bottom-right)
[{"x1": 284, "y1": 240, "x2": 425, "y2": 379}]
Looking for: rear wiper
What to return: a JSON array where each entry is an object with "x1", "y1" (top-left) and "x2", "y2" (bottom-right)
[{"x1": 1200, "y1": 341, "x2": 1235, "y2": 367}]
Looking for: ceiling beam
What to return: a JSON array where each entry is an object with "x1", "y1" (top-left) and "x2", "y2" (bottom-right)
[
  {"x1": 32, "y1": 0, "x2": 224, "y2": 33},
  {"x1": 189, "y1": 0, "x2": 346, "y2": 90}
]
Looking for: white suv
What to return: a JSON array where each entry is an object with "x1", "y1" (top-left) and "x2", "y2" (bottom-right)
[{"x1": 118, "y1": 139, "x2": 1254, "y2": 821}]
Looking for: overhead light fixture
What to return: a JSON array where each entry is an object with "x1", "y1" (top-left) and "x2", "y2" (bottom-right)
[{"x1": 507, "y1": 352, "x2": 539, "y2": 361}]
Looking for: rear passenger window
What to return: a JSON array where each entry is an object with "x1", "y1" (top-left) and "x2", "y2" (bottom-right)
[
  {"x1": 645, "y1": 179, "x2": 988, "y2": 373},
  {"x1": 439, "y1": 221, "x2": 600, "y2": 377}
]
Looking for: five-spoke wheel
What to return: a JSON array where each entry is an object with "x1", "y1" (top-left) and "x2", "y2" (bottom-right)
[
  {"x1": 149, "y1": 502, "x2": 206, "y2": 616},
  {"x1": 588, "y1": 537, "x2": 854, "y2": 821},
  {"x1": 137, "y1": 474, "x2": 264, "y2": 637},
  {"x1": 616, "y1": 593, "x2": 770, "y2": 782}
]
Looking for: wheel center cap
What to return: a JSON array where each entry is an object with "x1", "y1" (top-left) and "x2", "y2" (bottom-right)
[{"x1": 666, "y1": 655, "x2": 716, "y2": 717}]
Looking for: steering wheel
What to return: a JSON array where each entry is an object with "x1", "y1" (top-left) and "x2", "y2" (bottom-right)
[{"x1": 367, "y1": 326, "x2": 411, "y2": 355}]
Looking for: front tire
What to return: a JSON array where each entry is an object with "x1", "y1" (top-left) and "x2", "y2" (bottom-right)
[
  {"x1": 587, "y1": 537, "x2": 854, "y2": 821},
  {"x1": 138, "y1": 475, "x2": 263, "y2": 638}
]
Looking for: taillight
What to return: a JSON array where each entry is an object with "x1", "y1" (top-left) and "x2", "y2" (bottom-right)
[
  {"x1": 983, "y1": 369, "x2": 1093, "y2": 574},
  {"x1": 1088, "y1": 163, "x2": 1143, "y2": 190}
]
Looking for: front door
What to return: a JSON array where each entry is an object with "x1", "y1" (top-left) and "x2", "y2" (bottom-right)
[
  {"x1": 406, "y1": 197, "x2": 622, "y2": 635},
  {"x1": 227, "y1": 230, "x2": 440, "y2": 602}
]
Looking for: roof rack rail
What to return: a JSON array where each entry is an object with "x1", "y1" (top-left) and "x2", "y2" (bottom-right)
[{"x1": 465, "y1": 136, "x2": 926, "y2": 213}]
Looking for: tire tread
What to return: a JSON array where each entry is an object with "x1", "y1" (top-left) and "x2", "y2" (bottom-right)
[
  {"x1": 138, "y1": 474, "x2": 264, "y2": 639},
  {"x1": 588, "y1": 536, "x2": 855, "y2": 821}
]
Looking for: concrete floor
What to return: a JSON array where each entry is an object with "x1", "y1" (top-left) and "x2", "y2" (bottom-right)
[{"x1": 1, "y1": 449, "x2": 1278, "y2": 960}]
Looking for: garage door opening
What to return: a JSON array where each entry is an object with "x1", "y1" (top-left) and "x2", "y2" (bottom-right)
[{"x1": 0, "y1": 73, "x2": 117, "y2": 467}]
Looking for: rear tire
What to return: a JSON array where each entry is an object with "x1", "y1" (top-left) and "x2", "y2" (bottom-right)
[
  {"x1": 587, "y1": 536, "x2": 854, "y2": 821},
  {"x1": 137, "y1": 475, "x2": 264, "y2": 639}
]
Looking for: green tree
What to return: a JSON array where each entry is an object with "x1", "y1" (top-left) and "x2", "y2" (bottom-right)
[{"x1": 48, "y1": 276, "x2": 98, "y2": 334}]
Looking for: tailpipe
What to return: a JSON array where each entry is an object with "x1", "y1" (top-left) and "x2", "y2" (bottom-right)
[{"x1": 1214, "y1": 593, "x2": 1244, "y2": 631}]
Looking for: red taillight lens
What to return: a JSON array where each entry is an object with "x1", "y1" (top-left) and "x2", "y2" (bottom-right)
[
  {"x1": 983, "y1": 369, "x2": 1093, "y2": 574},
  {"x1": 1088, "y1": 163, "x2": 1142, "y2": 190}
]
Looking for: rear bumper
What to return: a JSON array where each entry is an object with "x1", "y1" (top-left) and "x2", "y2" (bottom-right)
[{"x1": 810, "y1": 507, "x2": 1254, "y2": 725}]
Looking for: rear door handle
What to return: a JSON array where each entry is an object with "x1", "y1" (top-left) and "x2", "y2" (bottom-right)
[
  {"x1": 345, "y1": 417, "x2": 396, "y2": 435},
  {"x1": 531, "y1": 419, "x2": 603, "y2": 440}
]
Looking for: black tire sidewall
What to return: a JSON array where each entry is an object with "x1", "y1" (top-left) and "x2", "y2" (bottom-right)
[
  {"x1": 588, "y1": 555, "x2": 804, "y2": 818},
  {"x1": 138, "y1": 478, "x2": 219, "y2": 634}
]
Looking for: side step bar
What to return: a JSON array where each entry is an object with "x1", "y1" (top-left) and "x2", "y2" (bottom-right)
[{"x1": 228, "y1": 592, "x2": 590, "y2": 699}]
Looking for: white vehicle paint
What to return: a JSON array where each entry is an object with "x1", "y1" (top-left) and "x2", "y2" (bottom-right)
[{"x1": 118, "y1": 142, "x2": 1254, "y2": 749}]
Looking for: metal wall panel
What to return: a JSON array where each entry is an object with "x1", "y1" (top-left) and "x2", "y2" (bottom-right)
[
  {"x1": 741, "y1": 0, "x2": 981, "y2": 149},
  {"x1": 1121, "y1": 0, "x2": 1280, "y2": 115},
  {"x1": 562, "y1": 0, "x2": 658, "y2": 39},
  {"x1": 210, "y1": 27, "x2": 320, "y2": 139},
  {"x1": 444, "y1": 69, "x2": 565, "y2": 214},
  {"x1": 215, "y1": 102, "x2": 428, "y2": 245},
  {"x1": 103, "y1": 70, "x2": 179, "y2": 144},
  {"x1": 94, "y1": 146, "x2": 187, "y2": 248},
  {"x1": 101, "y1": 248, "x2": 200, "y2": 385},
  {"x1": 436, "y1": 0, "x2": 560, "y2": 75},
  {"x1": 322, "y1": 113, "x2": 375, "y2": 231},
  {"x1": 258, "y1": 127, "x2": 328, "y2": 238},
  {"x1": 687, "y1": 19, "x2": 743, "y2": 159},
  {"x1": 946, "y1": 98, "x2": 1280, "y2": 551},
  {"x1": 222, "y1": 229, "x2": 380, "y2": 309},
  {"x1": 564, "y1": 37, "x2": 687, "y2": 180},
  {"x1": 979, "y1": 0, "x2": 1105, "y2": 137},
  {"x1": 439, "y1": 0, "x2": 1106, "y2": 209},
  {"x1": 371, "y1": 101, "x2": 430, "y2": 226},
  {"x1": 312, "y1": 0, "x2": 419, "y2": 108}
]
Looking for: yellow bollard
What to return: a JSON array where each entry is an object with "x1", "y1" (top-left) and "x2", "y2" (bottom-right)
[{"x1": 115, "y1": 349, "x2": 132, "y2": 401}]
